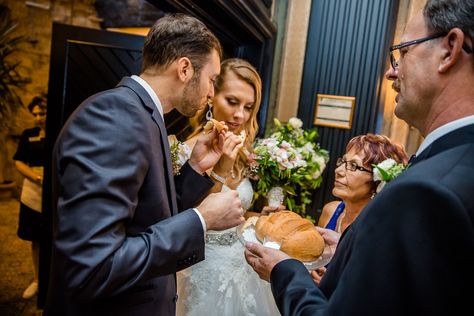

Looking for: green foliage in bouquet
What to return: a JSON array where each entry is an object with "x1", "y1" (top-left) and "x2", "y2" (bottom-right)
[{"x1": 248, "y1": 117, "x2": 329, "y2": 219}]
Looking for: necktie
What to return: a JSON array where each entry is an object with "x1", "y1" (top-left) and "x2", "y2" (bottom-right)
[{"x1": 408, "y1": 154, "x2": 416, "y2": 165}]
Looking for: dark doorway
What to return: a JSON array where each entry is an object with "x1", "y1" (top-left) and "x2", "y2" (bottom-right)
[{"x1": 40, "y1": 23, "x2": 145, "y2": 306}]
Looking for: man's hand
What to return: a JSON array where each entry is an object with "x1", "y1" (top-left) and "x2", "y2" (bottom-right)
[
  {"x1": 310, "y1": 267, "x2": 326, "y2": 285},
  {"x1": 196, "y1": 190, "x2": 244, "y2": 230},
  {"x1": 188, "y1": 126, "x2": 226, "y2": 174},
  {"x1": 315, "y1": 226, "x2": 340, "y2": 254},
  {"x1": 244, "y1": 242, "x2": 290, "y2": 282}
]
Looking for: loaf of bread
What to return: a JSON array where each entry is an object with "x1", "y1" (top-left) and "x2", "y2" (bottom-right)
[{"x1": 255, "y1": 211, "x2": 325, "y2": 261}]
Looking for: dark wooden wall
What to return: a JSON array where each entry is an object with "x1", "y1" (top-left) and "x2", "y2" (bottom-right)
[{"x1": 297, "y1": 0, "x2": 399, "y2": 217}]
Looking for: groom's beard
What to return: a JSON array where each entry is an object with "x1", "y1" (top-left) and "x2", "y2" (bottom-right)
[{"x1": 177, "y1": 75, "x2": 205, "y2": 117}]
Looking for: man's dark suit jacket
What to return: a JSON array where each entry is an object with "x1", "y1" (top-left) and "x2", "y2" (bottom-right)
[
  {"x1": 44, "y1": 77, "x2": 214, "y2": 316},
  {"x1": 270, "y1": 123, "x2": 474, "y2": 315}
]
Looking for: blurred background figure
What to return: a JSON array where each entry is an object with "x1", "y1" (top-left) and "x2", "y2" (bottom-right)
[{"x1": 13, "y1": 95, "x2": 47, "y2": 299}]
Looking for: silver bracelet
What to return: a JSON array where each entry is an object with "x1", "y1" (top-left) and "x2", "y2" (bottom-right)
[{"x1": 210, "y1": 171, "x2": 226, "y2": 184}]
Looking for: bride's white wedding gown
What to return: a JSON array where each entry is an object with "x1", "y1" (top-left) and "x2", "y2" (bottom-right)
[{"x1": 176, "y1": 178, "x2": 280, "y2": 316}]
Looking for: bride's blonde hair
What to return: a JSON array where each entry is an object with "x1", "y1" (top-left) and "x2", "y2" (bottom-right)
[{"x1": 188, "y1": 58, "x2": 262, "y2": 183}]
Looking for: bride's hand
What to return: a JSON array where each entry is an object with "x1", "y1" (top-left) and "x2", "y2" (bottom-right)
[
  {"x1": 212, "y1": 131, "x2": 244, "y2": 177},
  {"x1": 310, "y1": 267, "x2": 326, "y2": 285},
  {"x1": 261, "y1": 204, "x2": 285, "y2": 215}
]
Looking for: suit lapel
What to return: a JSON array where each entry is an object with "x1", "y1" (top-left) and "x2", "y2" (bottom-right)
[
  {"x1": 411, "y1": 123, "x2": 474, "y2": 165},
  {"x1": 151, "y1": 112, "x2": 179, "y2": 215},
  {"x1": 117, "y1": 77, "x2": 178, "y2": 215}
]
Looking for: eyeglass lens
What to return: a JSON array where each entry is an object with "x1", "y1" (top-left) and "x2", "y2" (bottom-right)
[
  {"x1": 391, "y1": 49, "x2": 400, "y2": 68},
  {"x1": 336, "y1": 157, "x2": 372, "y2": 173},
  {"x1": 336, "y1": 158, "x2": 356, "y2": 171}
]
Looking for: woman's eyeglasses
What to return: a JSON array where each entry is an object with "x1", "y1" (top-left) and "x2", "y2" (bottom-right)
[{"x1": 336, "y1": 157, "x2": 372, "y2": 173}]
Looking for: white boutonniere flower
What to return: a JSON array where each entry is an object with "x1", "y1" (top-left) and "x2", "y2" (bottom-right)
[
  {"x1": 168, "y1": 135, "x2": 191, "y2": 175},
  {"x1": 373, "y1": 158, "x2": 407, "y2": 193}
]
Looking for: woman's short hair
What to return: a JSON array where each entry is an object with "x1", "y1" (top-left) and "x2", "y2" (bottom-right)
[{"x1": 346, "y1": 133, "x2": 408, "y2": 167}]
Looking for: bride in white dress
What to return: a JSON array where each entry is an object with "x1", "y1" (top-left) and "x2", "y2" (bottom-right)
[{"x1": 176, "y1": 58, "x2": 281, "y2": 316}]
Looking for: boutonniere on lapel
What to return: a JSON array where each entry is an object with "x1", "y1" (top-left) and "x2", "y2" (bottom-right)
[
  {"x1": 372, "y1": 158, "x2": 408, "y2": 193},
  {"x1": 168, "y1": 135, "x2": 191, "y2": 175}
]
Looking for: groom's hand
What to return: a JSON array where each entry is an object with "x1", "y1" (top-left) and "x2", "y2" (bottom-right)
[
  {"x1": 244, "y1": 242, "x2": 290, "y2": 282},
  {"x1": 196, "y1": 190, "x2": 244, "y2": 230},
  {"x1": 188, "y1": 125, "x2": 227, "y2": 174}
]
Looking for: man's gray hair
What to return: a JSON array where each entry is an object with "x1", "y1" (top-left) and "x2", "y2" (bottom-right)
[{"x1": 424, "y1": 0, "x2": 473, "y2": 59}]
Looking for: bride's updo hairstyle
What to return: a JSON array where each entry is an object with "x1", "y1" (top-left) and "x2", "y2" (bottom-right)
[{"x1": 189, "y1": 58, "x2": 262, "y2": 182}]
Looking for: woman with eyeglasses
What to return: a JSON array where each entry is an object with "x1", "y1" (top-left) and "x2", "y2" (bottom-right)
[{"x1": 312, "y1": 133, "x2": 408, "y2": 284}]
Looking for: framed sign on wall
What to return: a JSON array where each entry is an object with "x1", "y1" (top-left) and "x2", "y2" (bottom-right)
[{"x1": 313, "y1": 94, "x2": 355, "y2": 129}]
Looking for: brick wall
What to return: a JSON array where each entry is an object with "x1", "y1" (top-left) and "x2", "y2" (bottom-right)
[
  {"x1": 1, "y1": 0, "x2": 100, "y2": 188},
  {"x1": 5, "y1": 0, "x2": 101, "y2": 134}
]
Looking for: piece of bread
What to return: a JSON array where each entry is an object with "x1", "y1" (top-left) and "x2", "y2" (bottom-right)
[
  {"x1": 255, "y1": 211, "x2": 325, "y2": 261},
  {"x1": 203, "y1": 119, "x2": 228, "y2": 133},
  {"x1": 242, "y1": 216, "x2": 258, "y2": 231}
]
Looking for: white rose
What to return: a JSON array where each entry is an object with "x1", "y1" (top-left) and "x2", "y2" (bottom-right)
[
  {"x1": 314, "y1": 155, "x2": 326, "y2": 167},
  {"x1": 373, "y1": 168, "x2": 383, "y2": 182},
  {"x1": 288, "y1": 117, "x2": 303, "y2": 129},
  {"x1": 377, "y1": 158, "x2": 396, "y2": 171},
  {"x1": 312, "y1": 170, "x2": 322, "y2": 179}
]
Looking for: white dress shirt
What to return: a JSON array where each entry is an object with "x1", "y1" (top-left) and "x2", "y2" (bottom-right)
[{"x1": 416, "y1": 115, "x2": 474, "y2": 156}]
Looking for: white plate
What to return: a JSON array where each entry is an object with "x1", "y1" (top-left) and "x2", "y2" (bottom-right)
[{"x1": 236, "y1": 223, "x2": 334, "y2": 270}]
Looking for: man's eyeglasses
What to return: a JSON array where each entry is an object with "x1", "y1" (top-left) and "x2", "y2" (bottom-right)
[
  {"x1": 389, "y1": 32, "x2": 473, "y2": 69},
  {"x1": 336, "y1": 157, "x2": 372, "y2": 173}
]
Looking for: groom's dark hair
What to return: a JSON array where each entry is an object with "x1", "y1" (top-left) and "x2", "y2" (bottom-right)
[{"x1": 142, "y1": 13, "x2": 223, "y2": 75}]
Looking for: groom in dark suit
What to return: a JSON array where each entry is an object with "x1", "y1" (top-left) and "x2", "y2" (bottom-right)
[
  {"x1": 44, "y1": 14, "x2": 245, "y2": 316},
  {"x1": 245, "y1": 0, "x2": 474, "y2": 315}
]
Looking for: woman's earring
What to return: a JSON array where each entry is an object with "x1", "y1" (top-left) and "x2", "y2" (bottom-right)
[
  {"x1": 371, "y1": 192, "x2": 376, "y2": 200},
  {"x1": 205, "y1": 100, "x2": 213, "y2": 120}
]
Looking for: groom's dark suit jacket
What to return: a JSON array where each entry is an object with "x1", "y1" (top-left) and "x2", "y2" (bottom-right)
[
  {"x1": 271, "y1": 123, "x2": 474, "y2": 316},
  {"x1": 44, "y1": 77, "x2": 214, "y2": 316}
]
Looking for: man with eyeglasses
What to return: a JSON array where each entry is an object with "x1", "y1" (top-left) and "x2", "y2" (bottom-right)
[{"x1": 244, "y1": 0, "x2": 474, "y2": 315}]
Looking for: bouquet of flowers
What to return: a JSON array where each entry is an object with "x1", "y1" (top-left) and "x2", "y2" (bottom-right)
[
  {"x1": 372, "y1": 158, "x2": 407, "y2": 193},
  {"x1": 248, "y1": 117, "x2": 329, "y2": 219}
]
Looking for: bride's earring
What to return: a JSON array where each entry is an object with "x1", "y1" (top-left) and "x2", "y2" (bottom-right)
[{"x1": 205, "y1": 100, "x2": 213, "y2": 120}]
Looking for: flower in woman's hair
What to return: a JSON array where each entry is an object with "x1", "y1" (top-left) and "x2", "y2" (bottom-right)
[
  {"x1": 373, "y1": 158, "x2": 407, "y2": 193},
  {"x1": 168, "y1": 135, "x2": 191, "y2": 175}
]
